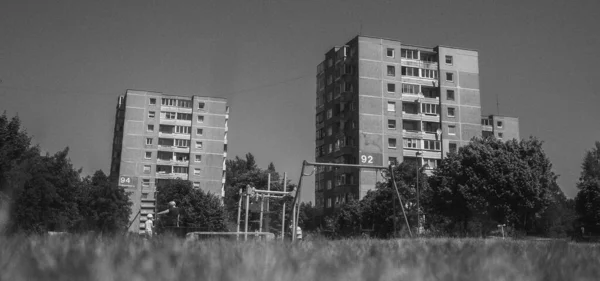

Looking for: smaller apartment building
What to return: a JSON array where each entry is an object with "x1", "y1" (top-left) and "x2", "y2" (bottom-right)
[{"x1": 110, "y1": 90, "x2": 229, "y2": 233}]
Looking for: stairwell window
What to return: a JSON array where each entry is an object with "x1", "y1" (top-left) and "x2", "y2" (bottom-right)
[
  {"x1": 447, "y1": 107, "x2": 456, "y2": 117},
  {"x1": 146, "y1": 138, "x2": 153, "y2": 145},
  {"x1": 196, "y1": 141, "x2": 203, "y2": 149},
  {"x1": 448, "y1": 125, "x2": 456, "y2": 135},
  {"x1": 387, "y1": 65, "x2": 395, "y2": 76},
  {"x1": 387, "y1": 48, "x2": 395, "y2": 58},
  {"x1": 387, "y1": 102, "x2": 396, "y2": 112},
  {"x1": 198, "y1": 102, "x2": 205, "y2": 110},
  {"x1": 147, "y1": 124, "x2": 154, "y2": 132},
  {"x1": 197, "y1": 116, "x2": 204, "y2": 123},
  {"x1": 143, "y1": 165, "x2": 151, "y2": 174},
  {"x1": 388, "y1": 138, "x2": 397, "y2": 148},
  {"x1": 387, "y1": 83, "x2": 396, "y2": 93},
  {"x1": 149, "y1": 98, "x2": 156, "y2": 105},
  {"x1": 197, "y1": 128, "x2": 203, "y2": 136},
  {"x1": 445, "y1": 55, "x2": 453, "y2": 65},
  {"x1": 446, "y1": 72, "x2": 454, "y2": 82},
  {"x1": 142, "y1": 179, "x2": 150, "y2": 187},
  {"x1": 447, "y1": 90, "x2": 455, "y2": 101},
  {"x1": 148, "y1": 111, "x2": 155, "y2": 118},
  {"x1": 388, "y1": 119, "x2": 396, "y2": 129},
  {"x1": 195, "y1": 155, "x2": 202, "y2": 162}
]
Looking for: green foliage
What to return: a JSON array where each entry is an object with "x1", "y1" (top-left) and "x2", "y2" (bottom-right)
[
  {"x1": 425, "y1": 137, "x2": 558, "y2": 236},
  {"x1": 76, "y1": 170, "x2": 132, "y2": 234},
  {"x1": 0, "y1": 113, "x2": 132, "y2": 235},
  {"x1": 575, "y1": 142, "x2": 600, "y2": 234},
  {"x1": 156, "y1": 179, "x2": 227, "y2": 231}
]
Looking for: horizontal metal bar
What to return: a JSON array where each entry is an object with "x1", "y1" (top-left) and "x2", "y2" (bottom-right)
[
  {"x1": 253, "y1": 190, "x2": 293, "y2": 195},
  {"x1": 304, "y1": 161, "x2": 389, "y2": 170}
]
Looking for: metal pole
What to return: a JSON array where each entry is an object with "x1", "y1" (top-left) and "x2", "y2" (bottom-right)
[
  {"x1": 389, "y1": 164, "x2": 413, "y2": 238},
  {"x1": 304, "y1": 161, "x2": 387, "y2": 170},
  {"x1": 259, "y1": 195, "x2": 264, "y2": 232},
  {"x1": 245, "y1": 191, "x2": 250, "y2": 241},
  {"x1": 236, "y1": 188, "x2": 242, "y2": 241},
  {"x1": 291, "y1": 161, "x2": 307, "y2": 241},
  {"x1": 282, "y1": 172, "x2": 287, "y2": 241},
  {"x1": 266, "y1": 173, "x2": 271, "y2": 233},
  {"x1": 416, "y1": 152, "x2": 422, "y2": 236}
]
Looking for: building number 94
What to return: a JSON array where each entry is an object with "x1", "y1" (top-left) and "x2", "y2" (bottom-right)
[{"x1": 120, "y1": 177, "x2": 132, "y2": 184}]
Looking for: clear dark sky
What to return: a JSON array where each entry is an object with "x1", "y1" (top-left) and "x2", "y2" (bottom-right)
[{"x1": 1, "y1": 0, "x2": 599, "y2": 202}]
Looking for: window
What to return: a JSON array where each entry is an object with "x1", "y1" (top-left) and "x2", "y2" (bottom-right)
[
  {"x1": 388, "y1": 157, "x2": 398, "y2": 165},
  {"x1": 422, "y1": 87, "x2": 439, "y2": 99},
  {"x1": 146, "y1": 138, "x2": 153, "y2": 145},
  {"x1": 196, "y1": 128, "x2": 203, "y2": 135},
  {"x1": 445, "y1": 55, "x2": 453, "y2": 65},
  {"x1": 149, "y1": 98, "x2": 156, "y2": 105},
  {"x1": 164, "y1": 112, "x2": 176, "y2": 119},
  {"x1": 174, "y1": 153, "x2": 188, "y2": 162},
  {"x1": 175, "y1": 139, "x2": 190, "y2": 147},
  {"x1": 447, "y1": 90, "x2": 455, "y2": 101},
  {"x1": 327, "y1": 126, "x2": 333, "y2": 136},
  {"x1": 177, "y1": 100, "x2": 192, "y2": 108},
  {"x1": 198, "y1": 102, "x2": 205, "y2": 110},
  {"x1": 327, "y1": 109, "x2": 333, "y2": 119},
  {"x1": 141, "y1": 193, "x2": 149, "y2": 199},
  {"x1": 387, "y1": 48, "x2": 395, "y2": 58},
  {"x1": 327, "y1": 180, "x2": 332, "y2": 190},
  {"x1": 193, "y1": 182, "x2": 200, "y2": 188},
  {"x1": 421, "y1": 69, "x2": 438, "y2": 79},
  {"x1": 143, "y1": 165, "x2": 151, "y2": 174},
  {"x1": 327, "y1": 198, "x2": 332, "y2": 208},
  {"x1": 147, "y1": 124, "x2": 154, "y2": 132},
  {"x1": 387, "y1": 65, "x2": 395, "y2": 76},
  {"x1": 421, "y1": 103, "x2": 439, "y2": 115},
  {"x1": 498, "y1": 132, "x2": 504, "y2": 139},
  {"x1": 197, "y1": 116, "x2": 204, "y2": 123},
  {"x1": 387, "y1": 83, "x2": 396, "y2": 93},
  {"x1": 196, "y1": 141, "x2": 203, "y2": 149},
  {"x1": 194, "y1": 168, "x2": 201, "y2": 175},
  {"x1": 142, "y1": 179, "x2": 150, "y2": 187},
  {"x1": 448, "y1": 125, "x2": 456, "y2": 135},
  {"x1": 328, "y1": 144, "x2": 333, "y2": 154},
  {"x1": 148, "y1": 111, "x2": 155, "y2": 118},
  {"x1": 423, "y1": 140, "x2": 441, "y2": 151},
  {"x1": 388, "y1": 119, "x2": 396, "y2": 129},
  {"x1": 177, "y1": 113, "x2": 192, "y2": 120},
  {"x1": 402, "y1": 83, "x2": 419, "y2": 94},
  {"x1": 403, "y1": 120, "x2": 419, "y2": 131},
  {"x1": 145, "y1": 151, "x2": 152, "y2": 159},
  {"x1": 175, "y1": 126, "x2": 191, "y2": 134},
  {"x1": 447, "y1": 107, "x2": 455, "y2": 117},
  {"x1": 195, "y1": 155, "x2": 202, "y2": 162},
  {"x1": 388, "y1": 138, "x2": 397, "y2": 148},
  {"x1": 446, "y1": 72, "x2": 454, "y2": 82},
  {"x1": 482, "y1": 119, "x2": 491, "y2": 126},
  {"x1": 423, "y1": 158, "x2": 439, "y2": 169},
  {"x1": 162, "y1": 98, "x2": 176, "y2": 106},
  {"x1": 401, "y1": 66, "x2": 419, "y2": 77},
  {"x1": 327, "y1": 75, "x2": 333, "y2": 85},
  {"x1": 404, "y1": 138, "x2": 419, "y2": 149},
  {"x1": 497, "y1": 121, "x2": 503, "y2": 128},
  {"x1": 401, "y1": 49, "x2": 419, "y2": 59},
  {"x1": 449, "y1": 143, "x2": 458, "y2": 153},
  {"x1": 387, "y1": 101, "x2": 396, "y2": 112},
  {"x1": 173, "y1": 166, "x2": 188, "y2": 174}
]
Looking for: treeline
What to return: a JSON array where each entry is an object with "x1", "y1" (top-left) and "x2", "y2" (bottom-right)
[
  {"x1": 0, "y1": 113, "x2": 131, "y2": 234},
  {"x1": 308, "y1": 138, "x2": 600, "y2": 239}
]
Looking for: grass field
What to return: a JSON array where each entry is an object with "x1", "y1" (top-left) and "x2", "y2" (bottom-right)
[{"x1": 1, "y1": 235, "x2": 599, "y2": 281}]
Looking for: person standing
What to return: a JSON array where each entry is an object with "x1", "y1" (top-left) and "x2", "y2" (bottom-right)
[
  {"x1": 145, "y1": 214, "x2": 154, "y2": 239},
  {"x1": 157, "y1": 201, "x2": 180, "y2": 236}
]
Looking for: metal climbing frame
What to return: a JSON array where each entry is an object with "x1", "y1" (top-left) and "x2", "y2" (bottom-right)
[{"x1": 290, "y1": 160, "x2": 413, "y2": 241}]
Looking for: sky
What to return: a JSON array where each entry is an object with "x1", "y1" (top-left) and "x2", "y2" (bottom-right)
[{"x1": 1, "y1": 0, "x2": 599, "y2": 202}]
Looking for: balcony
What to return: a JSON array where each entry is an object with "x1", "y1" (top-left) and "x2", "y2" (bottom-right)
[
  {"x1": 157, "y1": 145, "x2": 189, "y2": 152},
  {"x1": 155, "y1": 172, "x2": 188, "y2": 180},
  {"x1": 401, "y1": 59, "x2": 439, "y2": 70}
]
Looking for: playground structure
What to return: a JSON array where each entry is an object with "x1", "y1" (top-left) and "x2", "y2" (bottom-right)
[{"x1": 236, "y1": 173, "x2": 294, "y2": 241}]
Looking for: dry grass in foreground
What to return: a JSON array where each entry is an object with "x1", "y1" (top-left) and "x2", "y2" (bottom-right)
[{"x1": 1, "y1": 235, "x2": 599, "y2": 281}]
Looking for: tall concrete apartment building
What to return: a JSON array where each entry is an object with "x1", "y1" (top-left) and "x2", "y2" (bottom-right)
[
  {"x1": 314, "y1": 35, "x2": 519, "y2": 216},
  {"x1": 110, "y1": 90, "x2": 229, "y2": 233}
]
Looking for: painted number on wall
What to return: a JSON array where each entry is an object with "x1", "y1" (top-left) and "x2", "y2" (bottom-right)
[
  {"x1": 119, "y1": 176, "x2": 132, "y2": 185},
  {"x1": 361, "y1": 155, "x2": 374, "y2": 164}
]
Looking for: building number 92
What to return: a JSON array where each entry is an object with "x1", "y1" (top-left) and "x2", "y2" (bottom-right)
[{"x1": 361, "y1": 155, "x2": 374, "y2": 164}]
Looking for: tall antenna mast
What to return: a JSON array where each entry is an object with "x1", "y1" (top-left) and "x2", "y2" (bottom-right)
[
  {"x1": 496, "y1": 92, "x2": 500, "y2": 115},
  {"x1": 359, "y1": 21, "x2": 363, "y2": 35}
]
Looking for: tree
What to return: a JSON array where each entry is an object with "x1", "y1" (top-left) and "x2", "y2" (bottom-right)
[
  {"x1": 425, "y1": 137, "x2": 557, "y2": 236},
  {"x1": 76, "y1": 170, "x2": 132, "y2": 234},
  {"x1": 156, "y1": 179, "x2": 227, "y2": 231},
  {"x1": 575, "y1": 142, "x2": 600, "y2": 234}
]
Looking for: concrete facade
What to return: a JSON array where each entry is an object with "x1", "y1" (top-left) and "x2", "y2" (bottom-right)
[
  {"x1": 314, "y1": 35, "x2": 520, "y2": 217},
  {"x1": 110, "y1": 90, "x2": 228, "y2": 233}
]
